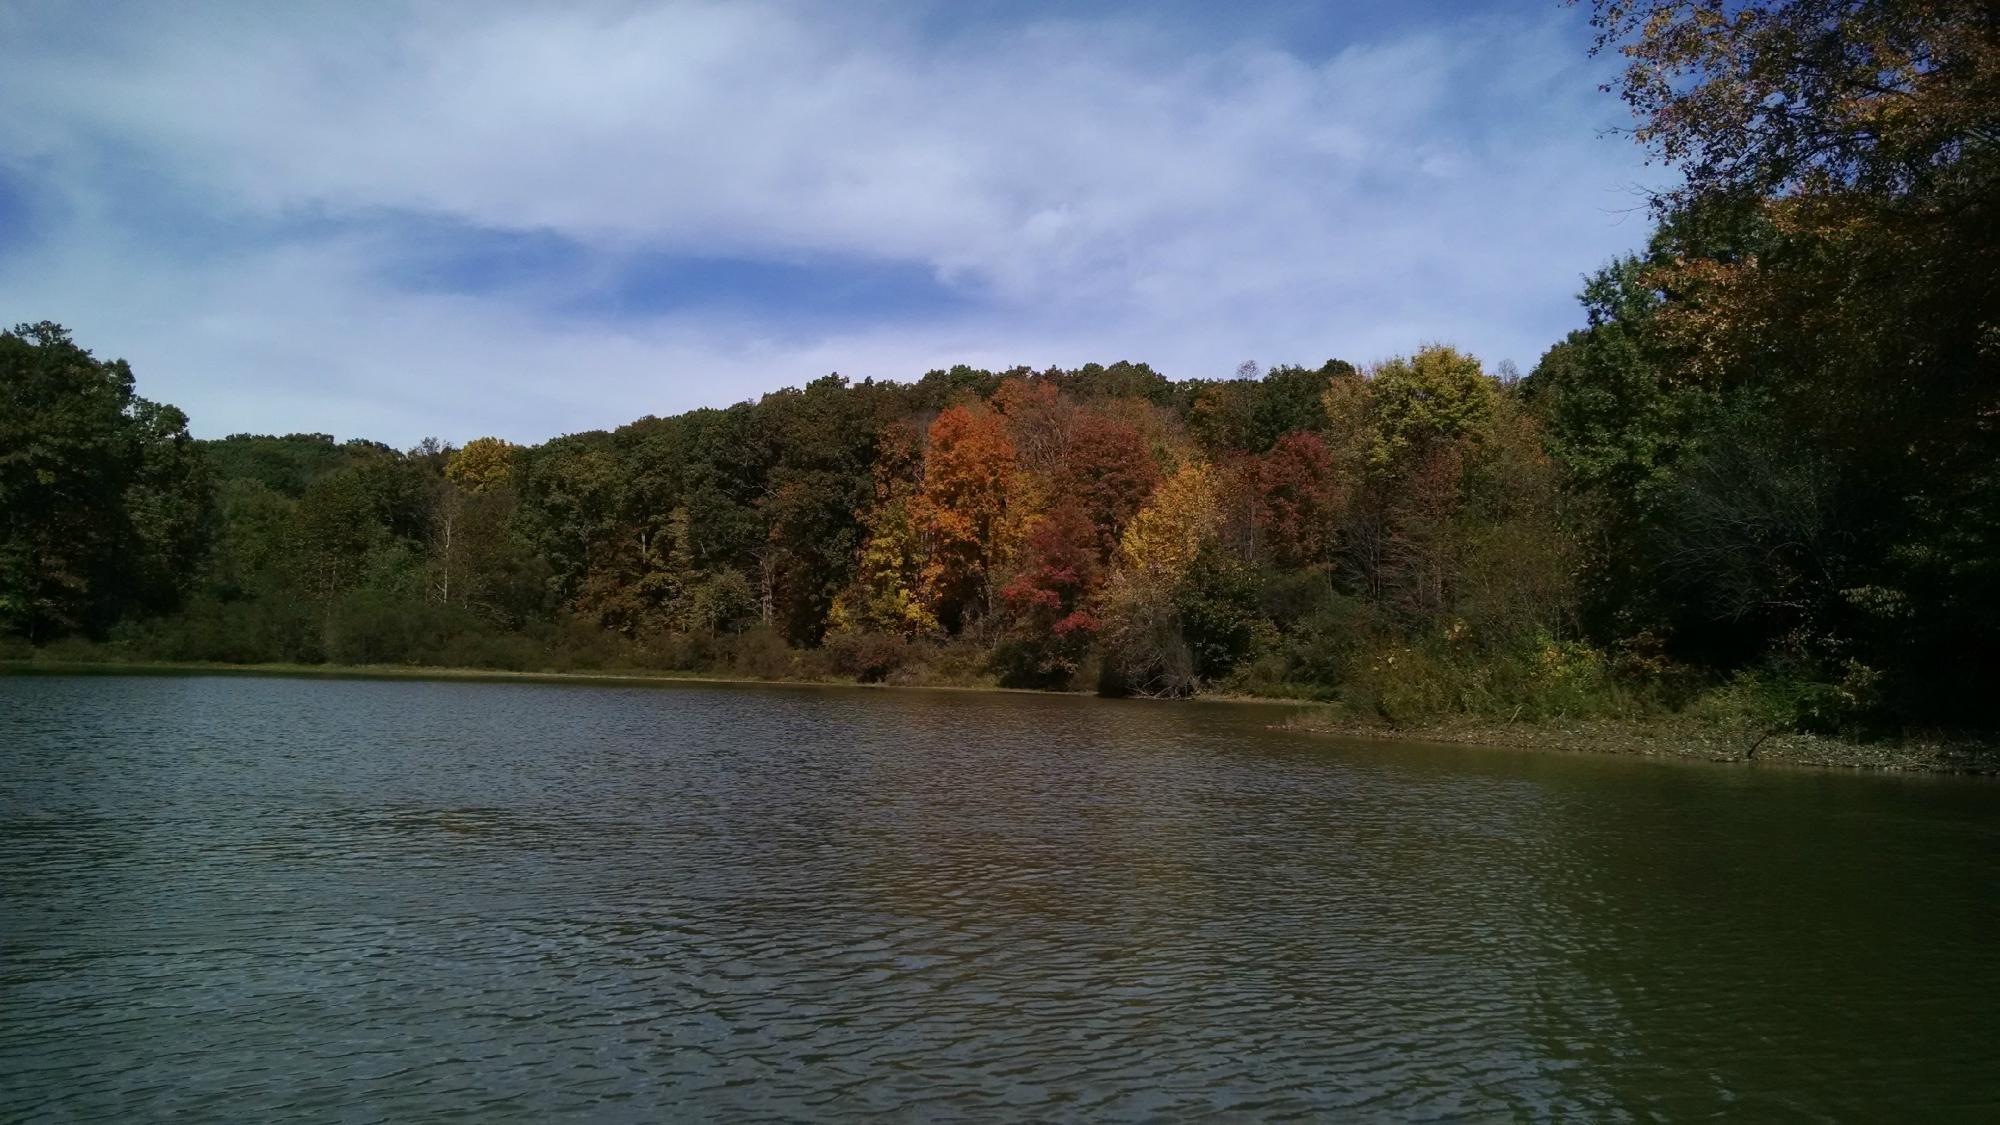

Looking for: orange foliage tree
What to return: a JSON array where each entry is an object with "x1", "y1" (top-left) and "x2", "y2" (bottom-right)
[{"x1": 915, "y1": 403, "x2": 1018, "y2": 632}]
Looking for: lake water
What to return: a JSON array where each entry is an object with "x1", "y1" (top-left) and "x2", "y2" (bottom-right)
[{"x1": 2, "y1": 673, "x2": 1996, "y2": 1121}]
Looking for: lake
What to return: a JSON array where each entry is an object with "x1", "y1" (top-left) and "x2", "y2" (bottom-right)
[{"x1": 2, "y1": 673, "x2": 1996, "y2": 1121}]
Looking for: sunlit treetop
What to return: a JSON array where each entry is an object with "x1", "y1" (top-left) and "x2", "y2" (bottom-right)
[{"x1": 1585, "y1": 0, "x2": 2000, "y2": 201}]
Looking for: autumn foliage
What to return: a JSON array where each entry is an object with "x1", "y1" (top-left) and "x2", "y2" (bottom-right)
[
  {"x1": 914, "y1": 404, "x2": 1018, "y2": 632},
  {"x1": 13, "y1": 2, "x2": 1994, "y2": 736}
]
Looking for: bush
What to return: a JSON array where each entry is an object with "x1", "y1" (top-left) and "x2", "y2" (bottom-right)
[
  {"x1": 1512, "y1": 633, "x2": 1620, "y2": 721},
  {"x1": 434, "y1": 628, "x2": 544, "y2": 672},
  {"x1": 544, "y1": 614, "x2": 634, "y2": 671},
  {"x1": 988, "y1": 636, "x2": 1075, "y2": 690},
  {"x1": 902, "y1": 635, "x2": 995, "y2": 688},
  {"x1": 34, "y1": 635, "x2": 136, "y2": 664},
  {"x1": 632, "y1": 627, "x2": 717, "y2": 672},
  {"x1": 1344, "y1": 643, "x2": 1454, "y2": 724},
  {"x1": 824, "y1": 630, "x2": 915, "y2": 683},
  {"x1": 724, "y1": 626, "x2": 824, "y2": 680},
  {"x1": 1689, "y1": 658, "x2": 1882, "y2": 738},
  {"x1": 1607, "y1": 630, "x2": 1703, "y2": 710},
  {"x1": 1273, "y1": 591, "x2": 1376, "y2": 690},
  {"x1": 133, "y1": 595, "x2": 322, "y2": 664},
  {"x1": 1324, "y1": 633, "x2": 1631, "y2": 725},
  {"x1": 1219, "y1": 648, "x2": 1337, "y2": 700}
]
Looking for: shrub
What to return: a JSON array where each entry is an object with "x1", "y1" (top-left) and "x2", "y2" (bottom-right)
[
  {"x1": 35, "y1": 635, "x2": 132, "y2": 664},
  {"x1": 1349, "y1": 644, "x2": 1454, "y2": 724},
  {"x1": 128, "y1": 595, "x2": 322, "y2": 664},
  {"x1": 1689, "y1": 658, "x2": 1882, "y2": 738},
  {"x1": 988, "y1": 636, "x2": 1085, "y2": 690},
  {"x1": 1514, "y1": 633, "x2": 1619, "y2": 721},
  {"x1": 903, "y1": 635, "x2": 994, "y2": 688},
  {"x1": 825, "y1": 630, "x2": 915, "y2": 683},
  {"x1": 435, "y1": 628, "x2": 543, "y2": 672},
  {"x1": 1274, "y1": 591, "x2": 1375, "y2": 689},
  {"x1": 631, "y1": 627, "x2": 716, "y2": 672},
  {"x1": 725, "y1": 626, "x2": 824, "y2": 680},
  {"x1": 544, "y1": 614, "x2": 633, "y2": 671}
]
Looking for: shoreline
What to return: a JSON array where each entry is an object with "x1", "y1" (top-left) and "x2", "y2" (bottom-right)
[
  {"x1": 1280, "y1": 714, "x2": 2000, "y2": 776},
  {"x1": 0, "y1": 658, "x2": 1084, "y2": 698},
  {"x1": 7, "y1": 658, "x2": 1995, "y2": 776}
]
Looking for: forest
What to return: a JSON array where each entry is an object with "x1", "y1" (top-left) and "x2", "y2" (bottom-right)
[{"x1": 4, "y1": 0, "x2": 1995, "y2": 737}]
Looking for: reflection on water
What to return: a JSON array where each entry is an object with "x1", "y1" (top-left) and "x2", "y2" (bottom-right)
[{"x1": 2, "y1": 674, "x2": 1996, "y2": 1120}]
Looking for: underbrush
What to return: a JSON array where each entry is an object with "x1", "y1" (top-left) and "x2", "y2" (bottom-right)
[{"x1": 4, "y1": 601, "x2": 1953, "y2": 749}]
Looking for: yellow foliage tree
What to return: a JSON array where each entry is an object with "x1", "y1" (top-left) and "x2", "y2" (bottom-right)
[
  {"x1": 1099, "y1": 461, "x2": 1225, "y2": 695},
  {"x1": 829, "y1": 495, "x2": 938, "y2": 639},
  {"x1": 1113, "y1": 462, "x2": 1221, "y2": 586},
  {"x1": 445, "y1": 437, "x2": 518, "y2": 494}
]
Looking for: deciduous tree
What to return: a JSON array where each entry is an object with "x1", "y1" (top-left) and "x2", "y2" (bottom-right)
[{"x1": 915, "y1": 403, "x2": 1017, "y2": 632}]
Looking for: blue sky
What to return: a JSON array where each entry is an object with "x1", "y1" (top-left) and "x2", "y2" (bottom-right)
[{"x1": 0, "y1": 0, "x2": 1663, "y2": 445}]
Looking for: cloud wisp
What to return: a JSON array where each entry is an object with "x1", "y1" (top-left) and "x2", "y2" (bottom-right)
[{"x1": 0, "y1": 1, "x2": 1661, "y2": 445}]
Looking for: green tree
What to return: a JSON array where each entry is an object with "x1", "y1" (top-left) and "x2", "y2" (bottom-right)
[
  {"x1": 512, "y1": 435, "x2": 624, "y2": 607},
  {"x1": 1252, "y1": 361, "x2": 1350, "y2": 449},
  {"x1": 0, "y1": 323, "x2": 211, "y2": 639},
  {"x1": 1572, "y1": 0, "x2": 2000, "y2": 726},
  {"x1": 288, "y1": 467, "x2": 385, "y2": 612},
  {"x1": 1173, "y1": 544, "x2": 1269, "y2": 686}
]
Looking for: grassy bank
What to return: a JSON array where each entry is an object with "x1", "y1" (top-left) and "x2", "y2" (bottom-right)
[{"x1": 1280, "y1": 711, "x2": 2000, "y2": 775}]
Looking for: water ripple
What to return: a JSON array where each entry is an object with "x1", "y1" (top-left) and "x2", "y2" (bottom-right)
[{"x1": 2, "y1": 674, "x2": 1997, "y2": 1121}]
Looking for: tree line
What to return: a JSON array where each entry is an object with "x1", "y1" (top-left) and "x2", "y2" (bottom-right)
[{"x1": 3, "y1": 0, "x2": 1993, "y2": 735}]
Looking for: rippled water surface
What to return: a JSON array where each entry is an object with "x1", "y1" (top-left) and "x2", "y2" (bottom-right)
[{"x1": 3, "y1": 674, "x2": 1997, "y2": 1121}]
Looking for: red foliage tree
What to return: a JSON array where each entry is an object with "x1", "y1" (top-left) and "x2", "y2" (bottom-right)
[
  {"x1": 1058, "y1": 410, "x2": 1160, "y2": 560},
  {"x1": 1000, "y1": 501, "x2": 1101, "y2": 637},
  {"x1": 1253, "y1": 431, "x2": 1345, "y2": 569},
  {"x1": 996, "y1": 501, "x2": 1101, "y2": 686}
]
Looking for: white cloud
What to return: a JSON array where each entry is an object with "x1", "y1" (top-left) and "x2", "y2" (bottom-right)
[{"x1": 0, "y1": 0, "x2": 1662, "y2": 445}]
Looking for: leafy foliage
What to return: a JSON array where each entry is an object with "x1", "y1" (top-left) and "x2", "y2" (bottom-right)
[
  {"x1": 1542, "y1": 0, "x2": 2000, "y2": 729},
  {"x1": 1, "y1": 323, "x2": 211, "y2": 639}
]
